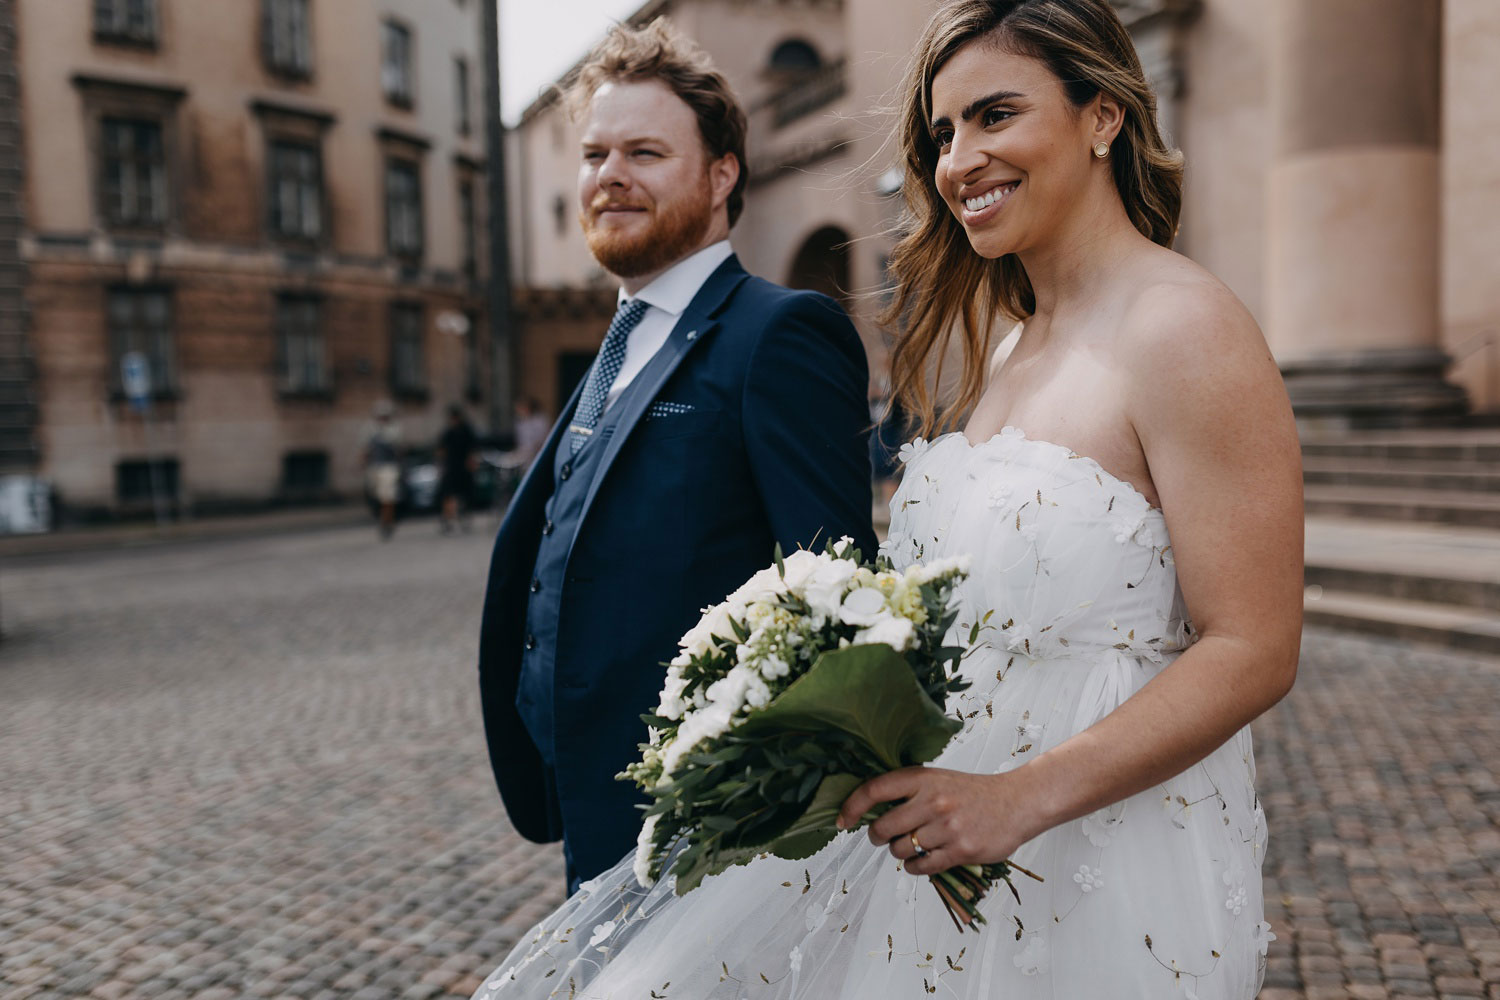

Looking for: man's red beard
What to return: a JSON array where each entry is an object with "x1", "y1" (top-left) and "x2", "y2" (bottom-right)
[{"x1": 581, "y1": 183, "x2": 713, "y2": 279}]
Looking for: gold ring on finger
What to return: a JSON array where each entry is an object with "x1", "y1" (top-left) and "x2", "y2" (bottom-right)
[{"x1": 910, "y1": 832, "x2": 928, "y2": 857}]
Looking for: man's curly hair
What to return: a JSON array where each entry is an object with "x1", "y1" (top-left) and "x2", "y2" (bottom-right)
[{"x1": 566, "y1": 18, "x2": 749, "y2": 226}]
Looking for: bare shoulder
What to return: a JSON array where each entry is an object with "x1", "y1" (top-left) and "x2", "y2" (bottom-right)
[
  {"x1": 1111, "y1": 250, "x2": 1299, "y2": 477},
  {"x1": 1115, "y1": 252, "x2": 1269, "y2": 378}
]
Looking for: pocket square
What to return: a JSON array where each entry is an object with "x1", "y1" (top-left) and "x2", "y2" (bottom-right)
[{"x1": 647, "y1": 401, "x2": 695, "y2": 418}]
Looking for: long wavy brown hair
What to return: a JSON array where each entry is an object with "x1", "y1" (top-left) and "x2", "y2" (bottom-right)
[{"x1": 882, "y1": 0, "x2": 1184, "y2": 436}]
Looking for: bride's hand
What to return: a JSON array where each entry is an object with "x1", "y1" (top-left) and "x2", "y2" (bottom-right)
[{"x1": 836, "y1": 765, "x2": 1050, "y2": 876}]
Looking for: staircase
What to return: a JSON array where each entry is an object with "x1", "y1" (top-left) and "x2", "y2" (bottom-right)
[{"x1": 1301, "y1": 429, "x2": 1500, "y2": 655}]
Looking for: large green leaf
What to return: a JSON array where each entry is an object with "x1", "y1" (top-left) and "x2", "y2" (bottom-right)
[
  {"x1": 734, "y1": 644, "x2": 960, "y2": 769},
  {"x1": 672, "y1": 839, "x2": 764, "y2": 894},
  {"x1": 760, "y1": 772, "x2": 864, "y2": 860},
  {"x1": 667, "y1": 644, "x2": 963, "y2": 896},
  {"x1": 672, "y1": 774, "x2": 863, "y2": 895}
]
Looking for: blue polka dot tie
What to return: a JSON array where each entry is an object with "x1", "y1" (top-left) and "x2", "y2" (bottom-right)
[{"x1": 569, "y1": 298, "x2": 649, "y2": 454}]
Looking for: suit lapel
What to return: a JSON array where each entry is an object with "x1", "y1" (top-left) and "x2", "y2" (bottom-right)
[{"x1": 571, "y1": 255, "x2": 750, "y2": 535}]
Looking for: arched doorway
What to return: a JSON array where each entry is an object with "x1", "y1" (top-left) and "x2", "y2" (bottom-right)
[
  {"x1": 786, "y1": 226, "x2": 852, "y2": 304},
  {"x1": 767, "y1": 38, "x2": 822, "y2": 75}
]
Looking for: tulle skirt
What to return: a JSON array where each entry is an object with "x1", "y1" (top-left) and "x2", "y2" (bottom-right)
[{"x1": 470, "y1": 644, "x2": 1269, "y2": 999}]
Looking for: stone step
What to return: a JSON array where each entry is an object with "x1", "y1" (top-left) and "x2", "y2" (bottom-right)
[
  {"x1": 1303, "y1": 484, "x2": 1500, "y2": 529},
  {"x1": 1302, "y1": 455, "x2": 1500, "y2": 493},
  {"x1": 1301, "y1": 428, "x2": 1500, "y2": 464},
  {"x1": 1304, "y1": 564, "x2": 1500, "y2": 613},
  {"x1": 1306, "y1": 515, "x2": 1500, "y2": 608},
  {"x1": 1302, "y1": 588, "x2": 1500, "y2": 656}
]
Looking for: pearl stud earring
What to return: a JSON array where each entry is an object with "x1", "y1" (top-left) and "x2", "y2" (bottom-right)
[{"x1": 1093, "y1": 141, "x2": 1110, "y2": 158}]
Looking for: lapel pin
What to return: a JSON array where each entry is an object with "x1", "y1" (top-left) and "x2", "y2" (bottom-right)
[{"x1": 685, "y1": 330, "x2": 698, "y2": 341}]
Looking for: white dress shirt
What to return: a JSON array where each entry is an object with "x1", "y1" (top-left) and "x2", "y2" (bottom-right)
[{"x1": 603, "y1": 239, "x2": 734, "y2": 412}]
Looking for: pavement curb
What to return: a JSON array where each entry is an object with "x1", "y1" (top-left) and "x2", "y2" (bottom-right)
[{"x1": 0, "y1": 504, "x2": 374, "y2": 560}]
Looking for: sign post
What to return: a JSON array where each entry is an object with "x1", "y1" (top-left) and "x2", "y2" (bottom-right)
[{"x1": 120, "y1": 351, "x2": 170, "y2": 527}]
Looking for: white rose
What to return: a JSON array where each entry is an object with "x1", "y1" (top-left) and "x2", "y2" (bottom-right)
[
  {"x1": 839, "y1": 586, "x2": 889, "y2": 627},
  {"x1": 701, "y1": 603, "x2": 737, "y2": 644},
  {"x1": 802, "y1": 558, "x2": 858, "y2": 619},
  {"x1": 779, "y1": 549, "x2": 822, "y2": 592},
  {"x1": 730, "y1": 566, "x2": 787, "y2": 606},
  {"x1": 853, "y1": 616, "x2": 916, "y2": 651}
]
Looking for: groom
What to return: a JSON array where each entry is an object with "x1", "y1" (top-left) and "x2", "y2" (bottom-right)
[{"x1": 478, "y1": 19, "x2": 878, "y2": 889}]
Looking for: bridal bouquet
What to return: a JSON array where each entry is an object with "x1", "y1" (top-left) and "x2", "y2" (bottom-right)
[{"x1": 620, "y1": 538, "x2": 1035, "y2": 931}]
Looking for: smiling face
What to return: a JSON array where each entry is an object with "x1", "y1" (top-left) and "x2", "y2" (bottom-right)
[
  {"x1": 929, "y1": 40, "x2": 1105, "y2": 259},
  {"x1": 577, "y1": 79, "x2": 735, "y2": 281}
]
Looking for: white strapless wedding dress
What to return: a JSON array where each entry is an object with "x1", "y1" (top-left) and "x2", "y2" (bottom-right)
[{"x1": 471, "y1": 428, "x2": 1270, "y2": 999}]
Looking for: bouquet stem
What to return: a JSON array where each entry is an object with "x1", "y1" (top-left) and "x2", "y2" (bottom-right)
[{"x1": 929, "y1": 861, "x2": 1045, "y2": 932}]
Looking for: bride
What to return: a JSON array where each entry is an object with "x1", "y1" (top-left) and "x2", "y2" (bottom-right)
[{"x1": 469, "y1": 0, "x2": 1303, "y2": 996}]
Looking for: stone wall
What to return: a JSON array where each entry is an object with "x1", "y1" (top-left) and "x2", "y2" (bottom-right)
[{"x1": 16, "y1": 0, "x2": 492, "y2": 514}]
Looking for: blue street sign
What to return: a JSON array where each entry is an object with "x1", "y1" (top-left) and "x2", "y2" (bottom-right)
[{"x1": 121, "y1": 352, "x2": 151, "y2": 410}]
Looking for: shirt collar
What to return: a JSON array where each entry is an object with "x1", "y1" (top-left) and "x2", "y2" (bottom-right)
[{"x1": 617, "y1": 240, "x2": 734, "y2": 318}]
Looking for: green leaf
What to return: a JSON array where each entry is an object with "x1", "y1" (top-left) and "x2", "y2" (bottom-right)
[
  {"x1": 774, "y1": 543, "x2": 786, "y2": 578},
  {"x1": 700, "y1": 814, "x2": 739, "y2": 832},
  {"x1": 760, "y1": 773, "x2": 864, "y2": 860},
  {"x1": 735, "y1": 644, "x2": 960, "y2": 769}
]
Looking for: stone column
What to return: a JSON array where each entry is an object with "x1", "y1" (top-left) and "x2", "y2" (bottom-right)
[{"x1": 1267, "y1": 0, "x2": 1466, "y2": 428}]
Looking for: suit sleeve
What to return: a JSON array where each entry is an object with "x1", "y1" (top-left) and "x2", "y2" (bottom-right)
[{"x1": 741, "y1": 292, "x2": 879, "y2": 558}]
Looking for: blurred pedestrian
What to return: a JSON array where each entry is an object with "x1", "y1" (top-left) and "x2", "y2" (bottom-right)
[
  {"x1": 437, "y1": 403, "x2": 479, "y2": 534},
  {"x1": 361, "y1": 400, "x2": 403, "y2": 540},
  {"x1": 512, "y1": 397, "x2": 549, "y2": 469}
]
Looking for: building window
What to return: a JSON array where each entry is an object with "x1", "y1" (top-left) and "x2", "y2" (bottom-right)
[
  {"x1": 390, "y1": 303, "x2": 426, "y2": 397},
  {"x1": 268, "y1": 140, "x2": 323, "y2": 241},
  {"x1": 117, "y1": 458, "x2": 180, "y2": 506},
  {"x1": 108, "y1": 288, "x2": 175, "y2": 395},
  {"x1": 275, "y1": 295, "x2": 327, "y2": 393},
  {"x1": 95, "y1": 0, "x2": 157, "y2": 46},
  {"x1": 281, "y1": 450, "x2": 330, "y2": 495},
  {"x1": 101, "y1": 118, "x2": 167, "y2": 229},
  {"x1": 381, "y1": 21, "x2": 414, "y2": 107},
  {"x1": 263, "y1": 0, "x2": 313, "y2": 78},
  {"x1": 385, "y1": 158, "x2": 423, "y2": 259},
  {"x1": 459, "y1": 178, "x2": 477, "y2": 279},
  {"x1": 455, "y1": 56, "x2": 471, "y2": 135}
]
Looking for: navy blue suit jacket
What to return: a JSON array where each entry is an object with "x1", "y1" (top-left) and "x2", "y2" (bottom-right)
[{"x1": 478, "y1": 255, "x2": 879, "y2": 881}]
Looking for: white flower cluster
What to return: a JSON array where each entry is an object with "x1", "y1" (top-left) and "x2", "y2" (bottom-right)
[{"x1": 630, "y1": 541, "x2": 971, "y2": 887}]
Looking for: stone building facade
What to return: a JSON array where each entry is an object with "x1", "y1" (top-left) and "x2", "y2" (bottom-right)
[
  {"x1": 511, "y1": 0, "x2": 1500, "y2": 428},
  {"x1": 13, "y1": 0, "x2": 491, "y2": 517}
]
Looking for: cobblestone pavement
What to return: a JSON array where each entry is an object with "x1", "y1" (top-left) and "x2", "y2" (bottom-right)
[
  {"x1": 2, "y1": 523, "x2": 1499, "y2": 999},
  {"x1": 1, "y1": 523, "x2": 565, "y2": 1000},
  {"x1": 1256, "y1": 633, "x2": 1500, "y2": 1000}
]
